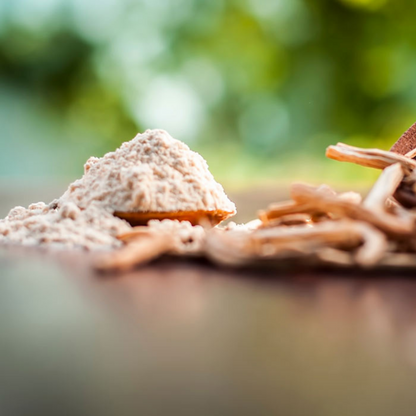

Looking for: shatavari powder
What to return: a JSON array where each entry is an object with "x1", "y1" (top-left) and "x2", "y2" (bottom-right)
[{"x1": 0, "y1": 129, "x2": 236, "y2": 250}]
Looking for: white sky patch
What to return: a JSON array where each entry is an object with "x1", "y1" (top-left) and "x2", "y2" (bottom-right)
[{"x1": 132, "y1": 76, "x2": 205, "y2": 143}]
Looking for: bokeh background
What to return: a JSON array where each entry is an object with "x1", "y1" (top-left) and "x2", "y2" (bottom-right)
[{"x1": 1, "y1": 0, "x2": 416, "y2": 214}]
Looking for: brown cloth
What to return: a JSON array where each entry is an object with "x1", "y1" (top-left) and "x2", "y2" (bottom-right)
[{"x1": 390, "y1": 122, "x2": 416, "y2": 156}]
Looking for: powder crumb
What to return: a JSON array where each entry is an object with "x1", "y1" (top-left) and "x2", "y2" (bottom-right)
[
  {"x1": 0, "y1": 129, "x2": 235, "y2": 250},
  {"x1": 221, "y1": 219, "x2": 262, "y2": 232},
  {"x1": 147, "y1": 219, "x2": 206, "y2": 254}
]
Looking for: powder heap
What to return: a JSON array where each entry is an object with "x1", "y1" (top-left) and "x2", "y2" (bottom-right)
[
  {"x1": 0, "y1": 129, "x2": 236, "y2": 250},
  {"x1": 60, "y1": 129, "x2": 236, "y2": 214}
]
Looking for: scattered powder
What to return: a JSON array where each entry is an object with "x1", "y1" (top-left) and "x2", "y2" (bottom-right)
[
  {"x1": 0, "y1": 129, "x2": 236, "y2": 250},
  {"x1": 0, "y1": 201, "x2": 131, "y2": 250}
]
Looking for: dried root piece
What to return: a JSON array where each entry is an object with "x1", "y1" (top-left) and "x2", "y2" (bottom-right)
[
  {"x1": 326, "y1": 141, "x2": 416, "y2": 211},
  {"x1": 117, "y1": 227, "x2": 155, "y2": 242},
  {"x1": 253, "y1": 219, "x2": 387, "y2": 266},
  {"x1": 260, "y1": 213, "x2": 311, "y2": 228},
  {"x1": 259, "y1": 201, "x2": 319, "y2": 224},
  {"x1": 205, "y1": 228, "x2": 323, "y2": 268},
  {"x1": 393, "y1": 170, "x2": 416, "y2": 208},
  {"x1": 95, "y1": 232, "x2": 174, "y2": 272},
  {"x1": 394, "y1": 187, "x2": 416, "y2": 209},
  {"x1": 259, "y1": 185, "x2": 361, "y2": 226},
  {"x1": 252, "y1": 219, "x2": 363, "y2": 251},
  {"x1": 363, "y1": 163, "x2": 404, "y2": 210},
  {"x1": 326, "y1": 142, "x2": 416, "y2": 173},
  {"x1": 97, "y1": 220, "x2": 206, "y2": 272},
  {"x1": 205, "y1": 218, "x2": 387, "y2": 269},
  {"x1": 315, "y1": 248, "x2": 354, "y2": 267},
  {"x1": 337, "y1": 191, "x2": 362, "y2": 204},
  {"x1": 290, "y1": 183, "x2": 413, "y2": 237},
  {"x1": 204, "y1": 226, "x2": 387, "y2": 270},
  {"x1": 385, "y1": 198, "x2": 413, "y2": 220},
  {"x1": 405, "y1": 148, "x2": 416, "y2": 159},
  {"x1": 353, "y1": 222, "x2": 388, "y2": 266},
  {"x1": 204, "y1": 229, "x2": 256, "y2": 267}
]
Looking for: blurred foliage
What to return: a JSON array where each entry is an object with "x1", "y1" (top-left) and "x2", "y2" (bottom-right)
[{"x1": 1, "y1": 0, "x2": 416, "y2": 184}]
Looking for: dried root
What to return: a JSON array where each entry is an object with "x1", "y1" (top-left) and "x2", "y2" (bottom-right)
[
  {"x1": 326, "y1": 142, "x2": 416, "y2": 173},
  {"x1": 96, "y1": 232, "x2": 174, "y2": 272}
]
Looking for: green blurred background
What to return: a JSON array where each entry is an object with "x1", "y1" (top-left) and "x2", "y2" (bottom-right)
[{"x1": 1, "y1": 0, "x2": 415, "y2": 196}]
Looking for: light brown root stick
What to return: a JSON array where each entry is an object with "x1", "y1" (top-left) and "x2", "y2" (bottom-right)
[
  {"x1": 251, "y1": 219, "x2": 363, "y2": 249},
  {"x1": 353, "y1": 222, "x2": 388, "y2": 266},
  {"x1": 206, "y1": 221, "x2": 386, "y2": 268},
  {"x1": 95, "y1": 233, "x2": 174, "y2": 272},
  {"x1": 255, "y1": 220, "x2": 386, "y2": 266},
  {"x1": 337, "y1": 191, "x2": 362, "y2": 204},
  {"x1": 117, "y1": 227, "x2": 155, "y2": 242},
  {"x1": 316, "y1": 248, "x2": 354, "y2": 267},
  {"x1": 290, "y1": 183, "x2": 414, "y2": 237},
  {"x1": 405, "y1": 148, "x2": 416, "y2": 159},
  {"x1": 205, "y1": 228, "x2": 326, "y2": 267},
  {"x1": 204, "y1": 230, "x2": 255, "y2": 267},
  {"x1": 363, "y1": 163, "x2": 404, "y2": 210},
  {"x1": 259, "y1": 201, "x2": 328, "y2": 224},
  {"x1": 259, "y1": 213, "x2": 311, "y2": 228},
  {"x1": 326, "y1": 143, "x2": 416, "y2": 173}
]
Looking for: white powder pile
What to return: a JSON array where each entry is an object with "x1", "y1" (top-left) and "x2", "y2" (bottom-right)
[
  {"x1": 60, "y1": 129, "x2": 236, "y2": 214},
  {"x1": 0, "y1": 129, "x2": 236, "y2": 250}
]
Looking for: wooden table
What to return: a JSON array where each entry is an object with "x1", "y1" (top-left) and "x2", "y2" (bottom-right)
[{"x1": 1, "y1": 247, "x2": 416, "y2": 416}]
